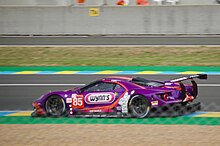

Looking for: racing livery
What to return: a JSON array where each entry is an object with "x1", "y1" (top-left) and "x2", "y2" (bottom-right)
[{"x1": 31, "y1": 74, "x2": 207, "y2": 118}]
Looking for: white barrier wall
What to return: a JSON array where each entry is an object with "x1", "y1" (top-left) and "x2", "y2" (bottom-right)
[
  {"x1": 0, "y1": 0, "x2": 219, "y2": 6},
  {"x1": 0, "y1": 6, "x2": 220, "y2": 35}
]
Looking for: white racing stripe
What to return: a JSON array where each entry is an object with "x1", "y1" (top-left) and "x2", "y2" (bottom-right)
[
  {"x1": 198, "y1": 84, "x2": 220, "y2": 87},
  {"x1": 0, "y1": 84, "x2": 219, "y2": 87}
]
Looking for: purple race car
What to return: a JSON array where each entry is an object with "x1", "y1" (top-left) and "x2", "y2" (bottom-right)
[{"x1": 31, "y1": 74, "x2": 207, "y2": 118}]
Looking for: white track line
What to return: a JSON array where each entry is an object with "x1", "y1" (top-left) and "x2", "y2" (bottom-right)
[
  {"x1": 198, "y1": 84, "x2": 220, "y2": 87},
  {"x1": 0, "y1": 110, "x2": 32, "y2": 112},
  {"x1": 0, "y1": 84, "x2": 219, "y2": 87}
]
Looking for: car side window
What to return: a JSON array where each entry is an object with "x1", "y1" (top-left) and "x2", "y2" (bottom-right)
[
  {"x1": 114, "y1": 84, "x2": 123, "y2": 90},
  {"x1": 84, "y1": 82, "x2": 116, "y2": 92}
]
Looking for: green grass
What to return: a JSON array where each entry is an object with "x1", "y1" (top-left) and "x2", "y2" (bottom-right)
[
  {"x1": 0, "y1": 116, "x2": 220, "y2": 125},
  {"x1": 0, "y1": 46, "x2": 220, "y2": 66}
]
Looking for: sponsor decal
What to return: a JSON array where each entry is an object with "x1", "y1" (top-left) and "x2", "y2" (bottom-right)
[
  {"x1": 85, "y1": 92, "x2": 115, "y2": 104},
  {"x1": 89, "y1": 110, "x2": 102, "y2": 113},
  {"x1": 130, "y1": 90, "x2": 135, "y2": 95},
  {"x1": 165, "y1": 82, "x2": 173, "y2": 86},
  {"x1": 118, "y1": 92, "x2": 130, "y2": 114},
  {"x1": 89, "y1": 8, "x2": 99, "y2": 17},
  {"x1": 71, "y1": 94, "x2": 77, "y2": 98},
  {"x1": 151, "y1": 100, "x2": 158, "y2": 106},
  {"x1": 72, "y1": 94, "x2": 84, "y2": 109},
  {"x1": 116, "y1": 106, "x2": 122, "y2": 111},
  {"x1": 66, "y1": 98, "x2": 72, "y2": 103}
]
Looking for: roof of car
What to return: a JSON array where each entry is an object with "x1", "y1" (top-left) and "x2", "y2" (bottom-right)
[{"x1": 103, "y1": 76, "x2": 133, "y2": 81}]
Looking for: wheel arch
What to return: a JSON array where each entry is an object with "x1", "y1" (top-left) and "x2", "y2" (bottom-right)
[
  {"x1": 128, "y1": 93, "x2": 151, "y2": 107},
  {"x1": 44, "y1": 94, "x2": 66, "y2": 108},
  {"x1": 44, "y1": 94, "x2": 68, "y2": 117},
  {"x1": 128, "y1": 94, "x2": 151, "y2": 118}
]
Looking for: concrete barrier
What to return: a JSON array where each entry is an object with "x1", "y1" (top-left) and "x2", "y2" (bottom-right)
[
  {"x1": 0, "y1": 0, "x2": 219, "y2": 6},
  {"x1": 0, "y1": 5, "x2": 220, "y2": 35}
]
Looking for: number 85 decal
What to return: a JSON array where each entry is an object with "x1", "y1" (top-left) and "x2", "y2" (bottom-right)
[{"x1": 71, "y1": 94, "x2": 84, "y2": 109}]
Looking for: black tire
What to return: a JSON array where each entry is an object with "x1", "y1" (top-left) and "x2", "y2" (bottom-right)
[
  {"x1": 191, "y1": 80, "x2": 198, "y2": 98},
  {"x1": 129, "y1": 95, "x2": 150, "y2": 118},
  {"x1": 45, "y1": 95, "x2": 67, "y2": 117}
]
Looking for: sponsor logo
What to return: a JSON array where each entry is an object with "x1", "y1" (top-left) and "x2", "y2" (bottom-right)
[
  {"x1": 89, "y1": 110, "x2": 102, "y2": 113},
  {"x1": 85, "y1": 92, "x2": 115, "y2": 104},
  {"x1": 66, "y1": 98, "x2": 72, "y2": 103},
  {"x1": 165, "y1": 82, "x2": 172, "y2": 86},
  {"x1": 118, "y1": 92, "x2": 130, "y2": 114},
  {"x1": 130, "y1": 90, "x2": 135, "y2": 95},
  {"x1": 151, "y1": 100, "x2": 158, "y2": 106},
  {"x1": 116, "y1": 106, "x2": 122, "y2": 111}
]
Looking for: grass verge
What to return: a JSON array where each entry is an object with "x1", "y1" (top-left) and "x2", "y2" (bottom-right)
[
  {"x1": 0, "y1": 46, "x2": 220, "y2": 66},
  {"x1": 0, "y1": 116, "x2": 220, "y2": 125}
]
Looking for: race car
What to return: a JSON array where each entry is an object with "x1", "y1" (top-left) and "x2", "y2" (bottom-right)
[{"x1": 31, "y1": 74, "x2": 207, "y2": 118}]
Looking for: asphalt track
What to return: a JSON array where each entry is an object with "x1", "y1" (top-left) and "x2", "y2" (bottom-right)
[
  {"x1": 0, "y1": 74, "x2": 219, "y2": 111},
  {"x1": 1, "y1": 36, "x2": 220, "y2": 45}
]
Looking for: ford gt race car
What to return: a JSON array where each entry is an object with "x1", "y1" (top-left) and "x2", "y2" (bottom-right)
[{"x1": 31, "y1": 74, "x2": 207, "y2": 118}]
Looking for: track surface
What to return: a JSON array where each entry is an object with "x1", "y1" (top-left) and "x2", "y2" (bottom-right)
[
  {"x1": 0, "y1": 74, "x2": 219, "y2": 111},
  {"x1": 1, "y1": 36, "x2": 220, "y2": 45}
]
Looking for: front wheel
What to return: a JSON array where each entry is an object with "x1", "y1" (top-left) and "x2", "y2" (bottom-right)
[
  {"x1": 128, "y1": 95, "x2": 150, "y2": 118},
  {"x1": 45, "y1": 95, "x2": 67, "y2": 117}
]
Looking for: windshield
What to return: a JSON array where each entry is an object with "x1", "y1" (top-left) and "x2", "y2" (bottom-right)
[
  {"x1": 79, "y1": 80, "x2": 99, "y2": 92},
  {"x1": 131, "y1": 77, "x2": 164, "y2": 87}
]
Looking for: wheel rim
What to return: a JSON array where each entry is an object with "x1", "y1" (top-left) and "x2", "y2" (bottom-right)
[
  {"x1": 131, "y1": 96, "x2": 149, "y2": 117},
  {"x1": 45, "y1": 96, "x2": 65, "y2": 116}
]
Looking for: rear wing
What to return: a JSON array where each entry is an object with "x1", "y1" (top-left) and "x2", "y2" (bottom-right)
[{"x1": 170, "y1": 74, "x2": 207, "y2": 83}]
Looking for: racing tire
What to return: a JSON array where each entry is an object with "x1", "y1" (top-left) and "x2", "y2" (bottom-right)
[
  {"x1": 128, "y1": 95, "x2": 150, "y2": 118},
  {"x1": 45, "y1": 95, "x2": 67, "y2": 117},
  {"x1": 191, "y1": 80, "x2": 198, "y2": 98}
]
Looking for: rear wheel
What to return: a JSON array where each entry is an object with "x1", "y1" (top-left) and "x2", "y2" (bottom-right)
[
  {"x1": 129, "y1": 95, "x2": 150, "y2": 118},
  {"x1": 45, "y1": 95, "x2": 67, "y2": 117}
]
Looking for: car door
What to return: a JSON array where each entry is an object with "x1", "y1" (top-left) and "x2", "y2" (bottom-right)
[{"x1": 81, "y1": 81, "x2": 125, "y2": 109}]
